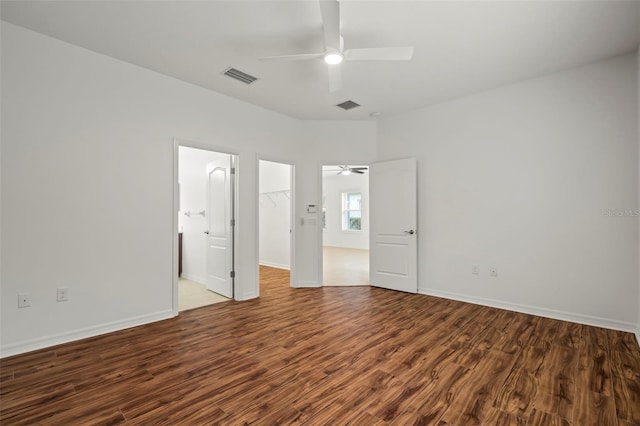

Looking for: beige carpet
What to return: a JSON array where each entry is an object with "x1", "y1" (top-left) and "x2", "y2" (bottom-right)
[
  {"x1": 179, "y1": 278, "x2": 230, "y2": 311},
  {"x1": 323, "y1": 246, "x2": 369, "y2": 286}
]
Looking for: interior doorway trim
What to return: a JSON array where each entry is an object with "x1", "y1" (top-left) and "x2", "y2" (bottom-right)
[
  {"x1": 172, "y1": 137, "x2": 240, "y2": 316},
  {"x1": 256, "y1": 154, "x2": 296, "y2": 289},
  {"x1": 318, "y1": 160, "x2": 370, "y2": 287}
]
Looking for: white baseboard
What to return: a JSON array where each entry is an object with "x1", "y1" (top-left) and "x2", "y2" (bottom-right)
[
  {"x1": 236, "y1": 291, "x2": 258, "y2": 301},
  {"x1": 180, "y1": 273, "x2": 205, "y2": 284},
  {"x1": 259, "y1": 261, "x2": 290, "y2": 270},
  {"x1": 419, "y1": 287, "x2": 637, "y2": 334},
  {"x1": 0, "y1": 310, "x2": 175, "y2": 359},
  {"x1": 294, "y1": 281, "x2": 321, "y2": 288}
]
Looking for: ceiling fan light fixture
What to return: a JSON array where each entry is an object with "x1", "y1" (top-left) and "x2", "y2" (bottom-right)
[
  {"x1": 339, "y1": 169, "x2": 352, "y2": 176},
  {"x1": 324, "y1": 52, "x2": 343, "y2": 65}
]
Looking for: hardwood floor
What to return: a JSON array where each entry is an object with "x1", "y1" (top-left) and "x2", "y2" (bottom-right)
[{"x1": 1, "y1": 266, "x2": 639, "y2": 425}]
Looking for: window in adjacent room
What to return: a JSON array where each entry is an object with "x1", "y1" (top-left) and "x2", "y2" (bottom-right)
[{"x1": 342, "y1": 192, "x2": 362, "y2": 231}]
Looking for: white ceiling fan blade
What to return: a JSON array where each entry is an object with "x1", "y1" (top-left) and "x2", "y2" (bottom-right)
[
  {"x1": 344, "y1": 46, "x2": 414, "y2": 61},
  {"x1": 260, "y1": 53, "x2": 324, "y2": 62},
  {"x1": 328, "y1": 64, "x2": 342, "y2": 93},
  {"x1": 319, "y1": 0, "x2": 340, "y2": 50}
]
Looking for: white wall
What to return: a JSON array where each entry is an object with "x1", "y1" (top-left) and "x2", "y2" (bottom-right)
[
  {"x1": 378, "y1": 53, "x2": 639, "y2": 331},
  {"x1": 0, "y1": 23, "x2": 376, "y2": 356},
  {"x1": 259, "y1": 160, "x2": 291, "y2": 269},
  {"x1": 322, "y1": 172, "x2": 369, "y2": 250},
  {"x1": 637, "y1": 44, "x2": 640, "y2": 344},
  {"x1": 178, "y1": 146, "x2": 229, "y2": 284}
]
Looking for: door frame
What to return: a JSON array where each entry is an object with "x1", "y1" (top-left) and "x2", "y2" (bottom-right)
[
  {"x1": 256, "y1": 155, "x2": 296, "y2": 290},
  {"x1": 173, "y1": 138, "x2": 240, "y2": 315},
  {"x1": 318, "y1": 160, "x2": 370, "y2": 287}
]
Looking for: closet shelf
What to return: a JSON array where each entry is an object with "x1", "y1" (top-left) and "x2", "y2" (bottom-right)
[{"x1": 259, "y1": 190, "x2": 290, "y2": 206}]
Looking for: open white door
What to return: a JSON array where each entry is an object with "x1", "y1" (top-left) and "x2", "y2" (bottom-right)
[
  {"x1": 369, "y1": 158, "x2": 417, "y2": 293},
  {"x1": 205, "y1": 156, "x2": 234, "y2": 299}
]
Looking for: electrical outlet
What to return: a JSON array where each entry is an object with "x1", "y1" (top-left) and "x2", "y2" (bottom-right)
[
  {"x1": 490, "y1": 267, "x2": 498, "y2": 277},
  {"x1": 57, "y1": 287, "x2": 69, "y2": 302},
  {"x1": 18, "y1": 293, "x2": 30, "y2": 308},
  {"x1": 471, "y1": 264, "x2": 480, "y2": 275}
]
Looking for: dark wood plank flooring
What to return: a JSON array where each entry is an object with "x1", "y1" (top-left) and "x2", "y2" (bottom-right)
[{"x1": 1, "y1": 266, "x2": 639, "y2": 425}]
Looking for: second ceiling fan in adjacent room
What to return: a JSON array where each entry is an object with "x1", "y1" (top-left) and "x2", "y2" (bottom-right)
[{"x1": 325, "y1": 165, "x2": 368, "y2": 175}]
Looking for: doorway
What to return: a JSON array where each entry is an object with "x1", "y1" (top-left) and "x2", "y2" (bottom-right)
[
  {"x1": 176, "y1": 145, "x2": 236, "y2": 311},
  {"x1": 322, "y1": 165, "x2": 370, "y2": 286},
  {"x1": 258, "y1": 160, "x2": 293, "y2": 290}
]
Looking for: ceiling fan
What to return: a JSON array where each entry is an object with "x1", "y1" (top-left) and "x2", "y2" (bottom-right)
[
  {"x1": 260, "y1": 0, "x2": 414, "y2": 93},
  {"x1": 326, "y1": 165, "x2": 368, "y2": 175}
]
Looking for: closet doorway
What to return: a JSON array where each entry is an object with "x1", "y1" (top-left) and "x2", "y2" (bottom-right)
[{"x1": 258, "y1": 160, "x2": 293, "y2": 289}]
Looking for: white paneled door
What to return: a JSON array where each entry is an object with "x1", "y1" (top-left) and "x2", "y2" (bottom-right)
[
  {"x1": 369, "y1": 158, "x2": 417, "y2": 293},
  {"x1": 205, "y1": 156, "x2": 234, "y2": 299}
]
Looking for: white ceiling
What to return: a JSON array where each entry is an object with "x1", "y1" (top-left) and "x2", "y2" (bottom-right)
[{"x1": 2, "y1": 1, "x2": 639, "y2": 120}]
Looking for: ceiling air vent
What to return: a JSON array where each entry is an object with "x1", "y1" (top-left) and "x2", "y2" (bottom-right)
[
  {"x1": 223, "y1": 67, "x2": 258, "y2": 85},
  {"x1": 336, "y1": 100, "x2": 360, "y2": 111}
]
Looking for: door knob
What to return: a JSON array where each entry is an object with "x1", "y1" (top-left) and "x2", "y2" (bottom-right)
[
  {"x1": 404, "y1": 230, "x2": 415, "y2": 235},
  {"x1": 204, "y1": 230, "x2": 210, "y2": 235}
]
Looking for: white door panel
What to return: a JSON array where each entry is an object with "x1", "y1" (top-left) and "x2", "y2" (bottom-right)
[
  {"x1": 376, "y1": 242, "x2": 409, "y2": 276},
  {"x1": 206, "y1": 156, "x2": 234, "y2": 299},
  {"x1": 370, "y1": 158, "x2": 417, "y2": 293}
]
